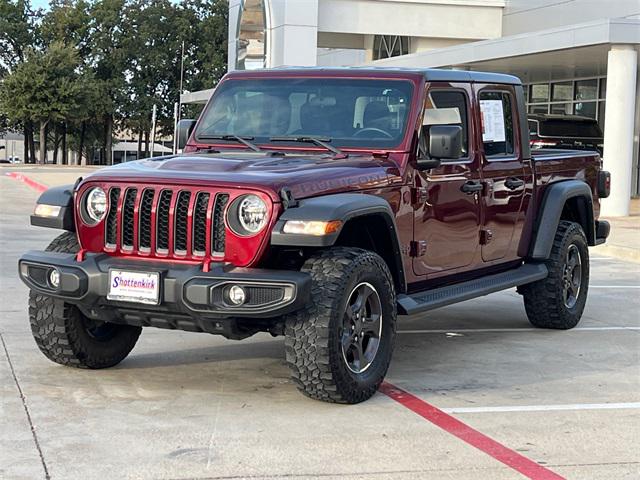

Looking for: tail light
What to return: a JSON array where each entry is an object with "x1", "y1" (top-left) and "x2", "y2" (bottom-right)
[{"x1": 598, "y1": 171, "x2": 611, "y2": 198}]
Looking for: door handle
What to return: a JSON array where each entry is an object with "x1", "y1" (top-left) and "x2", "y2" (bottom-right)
[
  {"x1": 460, "y1": 180, "x2": 483, "y2": 194},
  {"x1": 504, "y1": 177, "x2": 525, "y2": 190}
]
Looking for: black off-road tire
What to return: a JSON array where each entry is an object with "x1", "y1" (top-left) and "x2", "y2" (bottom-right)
[
  {"x1": 284, "y1": 247, "x2": 397, "y2": 404},
  {"x1": 28, "y1": 232, "x2": 142, "y2": 369},
  {"x1": 520, "y1": 221, "x2": 589, "y2": 329}
]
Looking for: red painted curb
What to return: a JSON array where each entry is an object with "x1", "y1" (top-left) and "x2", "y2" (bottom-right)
[
  {"x1": 5, "y1": 172, "x2": 48, "y2": 193},
  {"x1": 380, "y1": 382, "x2": 565, "y2": 480}
]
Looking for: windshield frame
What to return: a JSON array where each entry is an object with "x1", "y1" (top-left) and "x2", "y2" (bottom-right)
[{"x1": 190, "y1": 73, "x2": 421, "y2": 153}]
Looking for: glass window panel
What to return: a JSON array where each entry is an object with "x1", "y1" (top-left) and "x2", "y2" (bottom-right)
[
  {"x1": 529, "y1": 104, "x2": 548, "y2": 114},
  {"x1": 236, "y1": 0, "x2": 267, "y2": 70},
  {"x1": 427, "y1": 90, "x2": 470, "y2": 158},
  {"x1": 599, "y1": 78, "x2": 607, "y2": 99},
  {"x1": 479, "y1": 91, "x2": 515, "y2": 157},
  {"x1": 530, "y1": 84, "x2": 549, "y2": 103},
  {"x1": 574, "y1": 101, "x2": 597, "y2": 119},
  {"x1": 550, "y1": 103, "x2": 572, "y2": 115},
  {"x1": 552, "y1": 82, "x2": 573, "y2": 101},
  {"x1": 575, "y1": 79, "x2": 598, "y2": 101}
]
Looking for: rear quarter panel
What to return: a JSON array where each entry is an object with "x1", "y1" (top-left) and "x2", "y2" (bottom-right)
[{"x1": 518, "y1": 150, "x2": 601, "y2": 257}]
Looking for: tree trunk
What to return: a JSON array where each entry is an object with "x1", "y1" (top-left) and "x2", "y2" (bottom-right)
[
  {"x1": 52, "y1": 124, "x2": 59, "y2": 165},
  {"x1": 23, "y1": 124, "x2": 29, "y2": 164},
  {"x1": 61, "y1": 122, "x2": 67, "y2": 165},
  {"x1": 79, "y1": 121, "x2": 86, "y2": 166},
  {"x1": 28, "y1": 122, "x2": 36, "y2": 163},
  {"x1": 137, "y1": 130, "x2": 142, "y2": 159},
  {"x1": 105, "y1": 114, "x2": 113, "y2": 165},
  {"x1": 144, "y1": 130, "x2": 149, "y2": 157},
  {"x1": 39, "y1": 120, "x2": 48, "y2": 165}
]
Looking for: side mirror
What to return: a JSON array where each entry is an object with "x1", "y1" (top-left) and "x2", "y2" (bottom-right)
[
  {"x1": 177, "y1": 119, "x2": 197, "y2": 150},
  {"x1": 416, "y1": 125, "x2": 463, "y2": 170}
]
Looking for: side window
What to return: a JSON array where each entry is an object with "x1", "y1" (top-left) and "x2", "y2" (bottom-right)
[
  {"x1": 424, "y1": 90, "x2": 469, "y2": 159},
  {"x1": 479, "y1": 91, "x2": 515, "y2": 157}
]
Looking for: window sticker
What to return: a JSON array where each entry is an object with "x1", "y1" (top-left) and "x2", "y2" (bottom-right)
[{"x1": 480, "y1": 99, "x2": 506, "y2": 143}]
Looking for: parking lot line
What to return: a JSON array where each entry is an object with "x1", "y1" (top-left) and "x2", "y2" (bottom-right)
[
  {"x1": 380, "y1": 382, "x2": 565, "y2": 480},
  {"x1": 398, "y1": 326, "x2": 640, "y2": 334},
  {"x1": 589, "y1": 286, "x2": 640, "y2": 288},
  {"x1": 4, "y1": 171, "x2": 48, "y2": 193},
  {"x1": 443, "y1": 402, "x2": 640, "y2": 414}
]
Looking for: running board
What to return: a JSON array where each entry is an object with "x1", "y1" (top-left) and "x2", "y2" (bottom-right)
[{"x1": 397, "y1": 263, "x2": 548, "y2": 316}]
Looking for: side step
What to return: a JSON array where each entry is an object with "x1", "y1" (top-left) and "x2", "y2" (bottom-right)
[{"x1": 396, "y1": 263, "x2": 548, "y2": 316}]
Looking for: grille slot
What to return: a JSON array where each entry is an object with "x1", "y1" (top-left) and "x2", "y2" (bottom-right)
[
  {"x1": 105, "y1": 188, "x2": 121, "y2": 247},
  {"x1": 121, "y1": 188, "x2": 138, "y2": 250},
  {"x1": 174, "y1": 191, "x2": 192, "y2": 254},
  {"x1": 156, "y1": 190, "x2": 173, "y2": 253},
  {"x1": 192, "y1": 193, "x2": 210, "y2": 256},
  {"x1": 212, "y1": 194, "x2": 229, "y2": 255},
  {"x1": 138, "y1": 189, "x2": 155, "y2": 251}
]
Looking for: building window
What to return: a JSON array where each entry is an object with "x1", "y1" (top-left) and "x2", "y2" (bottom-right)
[
  {"x1": 372, "y1": 35, "x2": 410, "y2": 60},
  {"x1": 525, "y1": 77, "x2": 607, "y2": 129},
  {"x1": 236, "y1": 0, "x2": 267, "y2": 70}
]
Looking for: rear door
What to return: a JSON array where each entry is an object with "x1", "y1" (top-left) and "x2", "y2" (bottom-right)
[
  {"x1": 475, "y1": 85, "x2": 532, "y2": 262},
  {"x1": 413, "y1": 83, "x2": 482, "y2": 277}
]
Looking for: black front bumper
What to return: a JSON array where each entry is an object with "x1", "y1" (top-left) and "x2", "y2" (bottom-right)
[{"x1": 18, "y1": 251, "x2": 311, "y2": 338}]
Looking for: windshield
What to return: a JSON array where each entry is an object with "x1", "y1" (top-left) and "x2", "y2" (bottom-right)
[{"x1": 194, "y1": 78, "x2": 414, "y2": 149}]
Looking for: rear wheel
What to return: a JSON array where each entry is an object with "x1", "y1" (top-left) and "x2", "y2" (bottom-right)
[
  {"x1": 521, "y1": 221, "x2": 589, "y2": 329},
  {"x1": 285, "y1": 247, "x2": 396, "y2": 403},
  {"x1": 28, "y1": 232, "x2": 141, "y2": 368}
]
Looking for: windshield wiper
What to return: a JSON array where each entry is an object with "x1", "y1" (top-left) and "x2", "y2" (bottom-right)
[
  {"x1": 270, "y1": 136, "x2": 345, "y2": 156},
  {"x1": 198, "y1": 134, "x2": 262, "y2": 152}
]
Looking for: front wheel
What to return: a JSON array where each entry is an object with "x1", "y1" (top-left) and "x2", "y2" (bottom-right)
[
  {"x1": 521, "y1": 221, "x2": 590, "y2": 329},
  {"x1": 285, "y1": 247, "x2": 397, "y2": 403},
  {"x1": 28, "y1": 232, "x2": 141, "y2": 369}
]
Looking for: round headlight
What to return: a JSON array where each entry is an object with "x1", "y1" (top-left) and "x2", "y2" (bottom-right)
[
  {"x1": 83, "y1": 187, "x2": 107, "y2": 224},
  {"x1": 229, "y1": 194, "x2": 268, "y2": 236}
]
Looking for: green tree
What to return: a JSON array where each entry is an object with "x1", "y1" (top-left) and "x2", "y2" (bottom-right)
[
  {"x1": 0, "y1": 0, "x2": 42, "y2": 162},
  {"x1": 0, "y1": 42, "x2": 91, "y2": 164}
]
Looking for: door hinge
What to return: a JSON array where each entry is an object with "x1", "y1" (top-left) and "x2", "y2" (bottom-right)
[
  {"x1": 480, "y1": 229, "x2": 493, "y2": 245},
  {"x1": 409, "y1": 240, "x2": 427, "y2": 257},
  {"x1": 411, "y1": 187, "x2": 428, "y2": 204}
]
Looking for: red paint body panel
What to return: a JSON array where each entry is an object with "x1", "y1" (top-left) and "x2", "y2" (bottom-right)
[{"x1": 73, "y1": 69, "x2": 604, "y2": 288}]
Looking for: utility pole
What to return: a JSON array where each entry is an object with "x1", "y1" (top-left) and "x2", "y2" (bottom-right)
[
  {"x1": 150, "y1": 104, "x2": 157, "y2": 157},
  {"x1": 175, "y1": 40, "x2": 185, "y2": 154}
]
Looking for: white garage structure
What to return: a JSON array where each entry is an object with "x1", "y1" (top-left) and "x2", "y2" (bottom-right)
[{"x1": 184, "y1": 0, "x2": 640, "y2": 216}]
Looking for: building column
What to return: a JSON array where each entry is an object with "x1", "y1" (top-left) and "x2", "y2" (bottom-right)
[
  {"x1": 267, "y1": 0, "x2": 318, "y2": 67},
  {"x1": 601, "y1": 45, "x2": 638, "y2": 217}
]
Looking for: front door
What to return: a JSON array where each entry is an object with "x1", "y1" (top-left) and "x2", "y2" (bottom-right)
[
  {"x1": 413, "y1": 84, "x2": 482, "y2": 277},
  {"x1": 475, "y1": 86, "x2": 530, "y2": 262}
]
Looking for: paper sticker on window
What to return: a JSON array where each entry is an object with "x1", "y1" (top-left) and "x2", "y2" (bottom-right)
[{"x1": 480, "y1": 99, "x2": 506, "y2": 143}]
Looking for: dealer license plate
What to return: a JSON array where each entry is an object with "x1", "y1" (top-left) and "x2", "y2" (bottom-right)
[{"x1": 107, "y1": 270, "x2": 160, "y2": 305}]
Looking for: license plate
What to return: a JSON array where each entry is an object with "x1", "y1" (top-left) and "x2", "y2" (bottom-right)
[{"x1": 107, "y1": 270, "x2": 160, "y2": 305}]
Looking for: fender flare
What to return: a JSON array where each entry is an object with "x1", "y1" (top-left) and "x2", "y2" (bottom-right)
[
  {"x1": 530, "y1": 180, "x2": 595, "y2": 260},
  {"x1": 271, "y1": 193, "x2": 406, "y2": 292},
  {"x1": 30, "y1": 184, "x2": 76, "y2": 231}
]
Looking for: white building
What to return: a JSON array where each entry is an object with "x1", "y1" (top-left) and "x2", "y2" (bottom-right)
[{"x1": 184, "y1": 0, "x2": 640, "y2": 216}]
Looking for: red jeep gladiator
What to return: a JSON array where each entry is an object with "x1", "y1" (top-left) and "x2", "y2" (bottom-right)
[{"x1": 20, "y1": 68, "x2": 611, "y2": 403}]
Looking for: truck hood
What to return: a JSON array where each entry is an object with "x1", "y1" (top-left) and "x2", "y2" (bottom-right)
[{"x1": 84, "y1": 152, "x2": 403, "y2": 200}]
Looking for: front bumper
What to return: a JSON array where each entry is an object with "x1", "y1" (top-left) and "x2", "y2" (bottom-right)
[{"x1": 18, "y1": 251, "x2": 311, "y2": 337}]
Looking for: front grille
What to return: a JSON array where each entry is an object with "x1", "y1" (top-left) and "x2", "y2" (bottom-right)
[{"x1": 103, "y1": 185, "x2": 231, "y2": 260}]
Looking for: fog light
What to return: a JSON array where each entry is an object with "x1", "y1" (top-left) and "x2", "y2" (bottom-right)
[
  {"x1": 227, "y1": 285, "x2": 246, "y2": 305},
  {"x1": 49, "y1": 269, "x2": 60, "y2": 288}
]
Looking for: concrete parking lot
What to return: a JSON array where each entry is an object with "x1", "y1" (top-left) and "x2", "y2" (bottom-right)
[{"x1": 1, "y1": 168, "x2": 639, "y2": 480}]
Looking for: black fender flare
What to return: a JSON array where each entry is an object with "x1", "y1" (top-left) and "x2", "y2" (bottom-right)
[
  {"x1": 530, "y1": 180, "x2": 595, "y2": 259},
  {"x1": 271, "y1": 193, "x2": 406, "y2": 292},
  {"x1": 30, "y1": 184, "x2": 76, "y2": 231}
]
